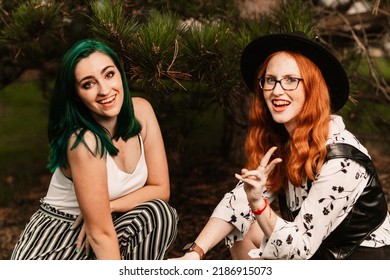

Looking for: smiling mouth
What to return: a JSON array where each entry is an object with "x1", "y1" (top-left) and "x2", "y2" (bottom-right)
[
  {"x1": 98, "y1": 95, "x2": 116, "y2": 104},
  {"x1": 272, "y1": 100, "x2": 290, "y2": 107}
]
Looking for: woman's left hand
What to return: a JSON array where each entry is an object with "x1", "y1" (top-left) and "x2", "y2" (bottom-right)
[
  {"x1": 71, "y1": 214, "x2": 91, "y2": 257},
  {"x1": 235, "y1": 146, "x2": 282, "y2": 204}
]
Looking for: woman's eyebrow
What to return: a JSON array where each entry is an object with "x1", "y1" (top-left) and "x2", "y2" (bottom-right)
[{"x1": 77, "y1": 65, "x2": 115, "y2": 85}]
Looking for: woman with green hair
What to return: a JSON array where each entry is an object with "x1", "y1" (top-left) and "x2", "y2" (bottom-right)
[{"x1": 11, "y1": 39, "x2": 178, "y2": 260}]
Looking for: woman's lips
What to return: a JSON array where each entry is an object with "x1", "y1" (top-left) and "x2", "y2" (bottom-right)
[{"x1": 272, "y1": 99, "x2": 290, "y2": 112}]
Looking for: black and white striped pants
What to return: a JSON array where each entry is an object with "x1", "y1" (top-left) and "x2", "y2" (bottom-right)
[{"x1": 11, "y1": 199, "x2": 178, "y2": 260}]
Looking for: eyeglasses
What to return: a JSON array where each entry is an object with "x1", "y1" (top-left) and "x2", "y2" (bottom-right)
[{"x1": 258, "y1": 77, "x2": 304, "y2": 91}]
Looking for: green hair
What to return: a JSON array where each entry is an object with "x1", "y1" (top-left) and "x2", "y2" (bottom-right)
[{"x1": 47, "y1": 39, "x2": 141, "y2": 172}]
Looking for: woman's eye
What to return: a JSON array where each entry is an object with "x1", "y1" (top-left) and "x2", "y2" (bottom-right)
[
  {"x1": 106, "y1": 71, "x2": 115, "y2": 78},
  {"x1": 82, "y1": 82, "x2": 93, "y2": 89},
  {"x1": 265, "y1": 77, "x2": 276, "y2": 83},
  {"x1": 286, "y1": 77, "x2": 298, "y2": 83}
]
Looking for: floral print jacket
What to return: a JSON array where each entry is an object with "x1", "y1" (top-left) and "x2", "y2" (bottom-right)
[{"x1": 211, "y1": 115, "x2": 390, "y2": 259}]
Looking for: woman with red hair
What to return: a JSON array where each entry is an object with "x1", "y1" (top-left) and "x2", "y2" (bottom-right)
[{"x1": 176, "y1": 32, "x2": 390, "y2": 260}]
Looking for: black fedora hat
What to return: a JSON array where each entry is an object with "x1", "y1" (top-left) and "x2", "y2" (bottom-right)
[{"x1": 240, "y1": 31, "x2": 349, "y2": 112}]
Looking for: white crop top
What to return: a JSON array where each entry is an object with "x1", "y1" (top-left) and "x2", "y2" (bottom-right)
[{"x1": 43, "y1": 135, "x2": 148, "y2": 215}]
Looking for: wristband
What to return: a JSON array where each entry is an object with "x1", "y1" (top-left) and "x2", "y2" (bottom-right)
[
  {"x1": 182, "y1": 242, "x2": 205, "y2": 260},
  {"x1": 251, "y1": 199, "x2": 268, "y2": 215}
]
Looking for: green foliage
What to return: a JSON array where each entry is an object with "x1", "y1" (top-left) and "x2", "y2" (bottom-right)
[
  {"x1": 341, "y1": 99, "x2": 390, "y2": 138},
  {"x1": 182, "y1": 20, "x2": 242, "y2": 106},
  {"x1": 0, "y1": 81, "x2": 49, "y2": 205},
  {"x1": 88, "y1": 0, "x2": 139, "y2": 52},
  {"x1": 120, "y1": 0, "x2": 239, "y2": 21},
  {"x1": 128, "y1": 9, "x2": 189, "y2": 91},
  {"x1": 268, "y1": 0, "x2": 316, "y2": 36},
  {"x1": 357, "y1": 57, "x2": 390, "y2": 81},
  {"x1": 235, "y1": 19, "x2": 270, "y2": 47},
  {"x1": 0, "y1": 0, "x2": 64, "y2": 57}
]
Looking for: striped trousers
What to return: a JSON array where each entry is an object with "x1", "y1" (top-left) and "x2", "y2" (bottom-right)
[{"x1": 11, "y1": 199, "x2": 178, "y2": 260}]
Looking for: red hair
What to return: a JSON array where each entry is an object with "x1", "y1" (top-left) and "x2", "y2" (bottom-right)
[{"x1": 245, "y1": 51, "x2": 331, "y2": 192}]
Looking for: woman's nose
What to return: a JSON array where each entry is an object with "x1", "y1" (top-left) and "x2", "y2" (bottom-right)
[
  {"x1": 98, "y1": 82, "x2": 110, "y2": 95},
  {"x1": 272, "y1": 82, "x2": 285, "y2": 95}
]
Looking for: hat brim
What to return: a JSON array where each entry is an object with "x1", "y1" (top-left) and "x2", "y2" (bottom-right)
[{"x1": 240, "y1": 33, "x2": 349, "y2": 112}]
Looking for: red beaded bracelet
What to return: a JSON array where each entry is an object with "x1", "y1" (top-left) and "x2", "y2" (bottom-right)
[{"x1": 251, "y1": 199, "x2": 268, "y2": 215}]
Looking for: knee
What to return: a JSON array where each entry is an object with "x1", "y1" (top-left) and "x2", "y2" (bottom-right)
[
  {"x1": 137, "y1": 199, "x2": 178, "y2": 229},
  {"x1": 229, "y1": 223, "x2": 263, "y2": 260},
  {"x1": 229, "y1": 240, "x2": 261, "y2": 260}
]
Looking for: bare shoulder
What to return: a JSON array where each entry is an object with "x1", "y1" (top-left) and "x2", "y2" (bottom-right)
[
  {"x1": 68, "y1": 129, "x2": 102, "y2": 156},
  {"x1": 132, "y1": 97, "x2": 156, "y2": 121},
  {"x1": 133, "y1": 97, "x2": 153, "y2": 111}
]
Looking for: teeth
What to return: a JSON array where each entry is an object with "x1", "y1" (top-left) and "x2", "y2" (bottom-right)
[
  {"x1": 273, "y1": 100, "x2": 290, "y2": 106},
  {"x1": 99, "y1": 95, "x2": 115, "y2": 104}
]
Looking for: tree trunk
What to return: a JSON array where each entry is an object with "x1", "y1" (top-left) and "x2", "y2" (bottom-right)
[{"x1": 221, "y1": 91, "x2": 253, "y2": 166}]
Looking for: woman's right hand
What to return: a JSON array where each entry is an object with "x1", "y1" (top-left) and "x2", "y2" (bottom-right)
[{"x1": 236, "y1": 146, "x2": 282, "y2": 204}]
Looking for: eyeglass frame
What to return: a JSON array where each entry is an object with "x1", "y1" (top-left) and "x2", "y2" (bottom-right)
[{"x1": 258, "y1": 77, "x2": 304, "y2": 91}]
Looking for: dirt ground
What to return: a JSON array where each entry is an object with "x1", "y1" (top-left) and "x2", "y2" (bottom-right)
[{"x1": 1, "y1": 143, "x2": 389, "y2": 260}]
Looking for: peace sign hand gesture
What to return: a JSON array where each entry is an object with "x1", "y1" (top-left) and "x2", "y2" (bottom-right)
[{"x1": 235, "y1": 146, "x2": 282, "y2": 204}]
